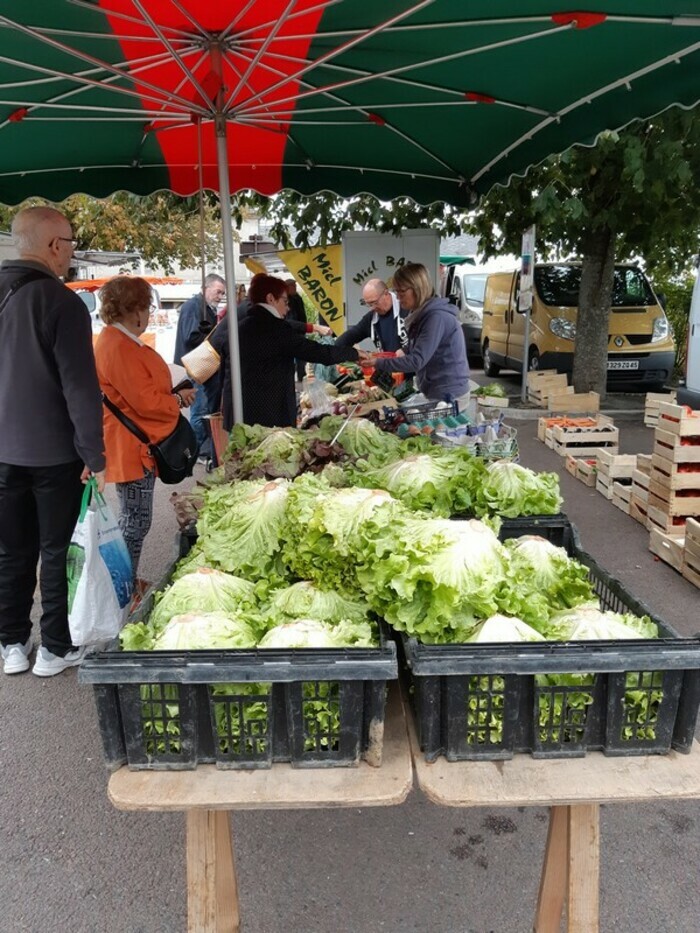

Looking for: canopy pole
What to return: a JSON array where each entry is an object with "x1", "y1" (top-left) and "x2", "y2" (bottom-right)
[{"x1": 211, "y1": 42, "x2": 244, "y2": 425}]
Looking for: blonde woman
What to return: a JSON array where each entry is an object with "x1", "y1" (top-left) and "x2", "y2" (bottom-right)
[
  {"x1": 371, "y1": 262, "x2": 470, "y2": 409},
  {"x1": 94, "y1": 277, "x2": 196, "y2": 585}
]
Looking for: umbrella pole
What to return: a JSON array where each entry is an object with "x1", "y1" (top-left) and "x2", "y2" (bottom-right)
[{"x1": 215, "y1": 120, "x2": 244, "y2": 425}]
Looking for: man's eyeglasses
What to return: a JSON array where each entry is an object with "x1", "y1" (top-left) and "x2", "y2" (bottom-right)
[
  {"x1": 360, "y1": 290, "x2": 388, "y2": 307},
  {"x1": 55, "y1": 236, "x2": 78, "y2": 248}
]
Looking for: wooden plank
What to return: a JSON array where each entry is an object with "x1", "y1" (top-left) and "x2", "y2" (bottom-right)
[
  {"x1": 681, "y1": 556, "x2": 700, "y2": 590},
  {"x1": 567, "y1": 804, "x2": 600, "y2": 933},
  {"x1": 534, "y1": 806, "x2": 568, "y2": 933},
  {"x1": 637, "y1": 454, "x2": 652, "y2": 475},
  {"x1": 527, "y1": 369, "x2": 558, "y2": 387},
  {"x1": 650, "y1": 465, "x2": 700, "y2": 492},
  {"x1": 576, "y1": 459, "x2": 598, "y2": 487},
  {"x1": 649, "y1": 527, "x2": 686, "y2": 572},
  {"x1": 108, "y1": 686, "x2": 413, "y2": 812},
  {"x1": 653, "y1": 438, "x2": 700, "y2": 464},
  {"x1": 685, "y1": 518, "x2": 700, "y2": 550},
  {"x1": 476, "y1": 395, "x2": 509, "y2": 409},
  {"x1": 556, "y1": 442, "x2": 618, "y2": 459},
  {"x1": 596, "y1": 475, "x2": 614, "y2": 499},
  {"x1": 631, "y1": 469, "x2": 650, "y2": 491},
  {"x1": 187, "y1": 810, "x2": 239, "y2": 933},
  {"x1": 565, "y1": 454, "x2": 580, "y2": 478},
  {"x1": 612, "y1": 481, "x2": 632, "y2": 504},
  {"x1": 631, "y1": 484, "x2": 649, "y2": 505}
]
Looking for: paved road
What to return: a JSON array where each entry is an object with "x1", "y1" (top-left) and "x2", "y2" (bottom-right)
[{"x1": 1, "y1": 393, "x2": 698, "y2": 933}]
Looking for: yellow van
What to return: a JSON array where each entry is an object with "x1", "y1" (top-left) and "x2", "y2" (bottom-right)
[{"x1": 481, "y1": 262, "x2": 675, "y2": 390}]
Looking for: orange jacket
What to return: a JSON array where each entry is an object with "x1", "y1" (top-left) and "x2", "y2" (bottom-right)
[{"x1": 94, "y1": 326, "x2": 180, "y2": 483}]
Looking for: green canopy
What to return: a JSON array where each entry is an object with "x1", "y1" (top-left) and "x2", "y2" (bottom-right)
[
  {"x1": 0, "y1": 3, "x2": 698, "y2": 207},
  {"x1": 440, "y1": 256, "x2": 476, "y2": 266}
]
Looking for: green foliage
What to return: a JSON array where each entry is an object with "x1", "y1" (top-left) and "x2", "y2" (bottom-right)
[{"x1": 649, "y1": 271, "x2": 695, "y2": 378}]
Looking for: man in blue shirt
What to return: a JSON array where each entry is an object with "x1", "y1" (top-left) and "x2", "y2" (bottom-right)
[{"x1": 174, "y1": 273, "x2": 225, "y2": 459}]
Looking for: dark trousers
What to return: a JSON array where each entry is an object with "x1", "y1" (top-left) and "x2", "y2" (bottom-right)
[{"x1": 0, "y1": 460, "x2": 84, "y2": 656}]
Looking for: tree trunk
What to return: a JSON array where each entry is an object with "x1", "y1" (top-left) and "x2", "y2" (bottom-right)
[{"x1": 572, "y1": 227, "x2": 616, "y2": 398}]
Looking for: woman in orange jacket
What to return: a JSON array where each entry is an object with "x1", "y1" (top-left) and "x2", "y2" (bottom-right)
[{"x1": 94, "y1": 277, "x2": 196, "y2": 585}]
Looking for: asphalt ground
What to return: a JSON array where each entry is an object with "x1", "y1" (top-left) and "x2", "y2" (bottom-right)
[{"x1": 1, "y1": 375, "x2": 698, "y2": 933}]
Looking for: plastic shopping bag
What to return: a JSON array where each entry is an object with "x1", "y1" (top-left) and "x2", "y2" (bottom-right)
[{"x1": 67, "y1": 478, "x2": 133, "y2": 645}]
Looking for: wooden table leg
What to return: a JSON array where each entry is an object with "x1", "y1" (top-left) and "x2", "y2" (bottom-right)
[
  {"x1": 534, "y1": 804, "x2": 600, "y2": 933},
  {"x1": 534, "y1": 805, "x2": 569, "y2": 932},
  {"x1": 186, "y1": 810, "x2": 240, "y2": 933},
  {"x1": 567, "y1": 803, "x2": 599, "y2": 933}
]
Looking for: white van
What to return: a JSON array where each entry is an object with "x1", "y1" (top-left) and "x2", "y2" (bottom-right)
[{"x1": 442, "y1": 262, "x2": 486, "y2": 360}]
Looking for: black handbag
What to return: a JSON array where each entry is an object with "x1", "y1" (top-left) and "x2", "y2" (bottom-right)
[{"x1": 102, "y1": 394, "x2": 198, "y2": 485}]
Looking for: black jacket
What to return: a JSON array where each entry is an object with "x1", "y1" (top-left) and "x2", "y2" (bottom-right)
[{"x1": 211, "y1": 305, "x2": 359, "y2": 429}]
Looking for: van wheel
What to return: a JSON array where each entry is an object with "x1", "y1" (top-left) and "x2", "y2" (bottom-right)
[
  {"x1": 528, "y1": 348, "x2": 540, "y2": 372},
  {"x1": 482, "y1": 342, "x2": 500, "y2": 376}
]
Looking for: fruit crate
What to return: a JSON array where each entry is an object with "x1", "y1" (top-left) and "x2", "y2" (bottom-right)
[
  {"x1": 403, "y1": 519, "x2": 700, "y2": 762},
  {"x1": 401, "y1": 399, "x2": 459, "y2": 423},
  {"x1": 550, "y1": 415, "x2": 619, "y2": 458},
  {"x1": 80, "y1": 551, "x2": 397, "y2": 772}
]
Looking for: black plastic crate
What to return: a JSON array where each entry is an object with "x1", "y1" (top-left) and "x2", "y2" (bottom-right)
[
  {"x1": 402, "y1": 400, "x2": 459, "y2": 423},
  {"x1": 80, "y1": 549, "x2": 397, "y2": 772},
  {"x1": 404, "y1": 518, "x2": 700, "y2": 762}
]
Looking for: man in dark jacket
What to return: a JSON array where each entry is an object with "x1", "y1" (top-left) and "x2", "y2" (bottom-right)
[
  {"x1": 174, "y1": 273, "x2": 225, "y2": 458},
  {"x1": 0, "y1": 206, "x2": 105, "y2": 678},
  {"x1": 335, "y1": 277, "x2": 408, "y2": 352}
]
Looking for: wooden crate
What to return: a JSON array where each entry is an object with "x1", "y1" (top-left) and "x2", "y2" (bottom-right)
[
  {"x1": 682, "y1": 518, "x2": 700, "y2": 589},
  {"x1": 629, "y1": 495, "x2": 650, "y2": 527},
  {"x1": 527, "y1": 373, "x2": 569, "y2": 407},
  {"x1": 649, "y1": 526, "x2": 686, "y2": 573},
  {"x1": 646, "y1": 503, "x2": 688, "y2": 536},
  {"x1": 657, "y1": 402, "x2": 700, "y2": 438},
  {"x1": 547, "y1": 391, "x2": 600, "y2": 414},
  {"x1": 576, "y1": 459, "x2": 598, "y2": 487},
  {"x1": 644, "y1": 391, "x2": 677, "y2": 428},
  {"x1": 537, "y1": 415, "x2": 597, "y2": 444},
  {"x1": 550, "y1": 416, "x2": 618, "y2": 458},
  {"x1": 596, "y1": 450, "x2": 637, "y2": 479},
  {"x1": 631, "y1": 469, "x2": 650, "y2": 505},
  {"x1": 596, "y1": 473, "x2": 615, "y2": 500},
  {"x1": 650, "y1": 454, "x2": 700, "y2": 490},
  {"x1": 476, "y1": 395, "x2": 510, "y2": 410},
  {"x1": 565, "y1": 454, "x2": 580, "y2": 478},
  {"x1": 653, "y1": 430, "x2": 700, "y2": 464},
  {"x1": 636, "y1": 454, "x2": 652, "y2": 476},
  {"x1": 611, "y1": 481, "x2": 632, "y2": 514}
]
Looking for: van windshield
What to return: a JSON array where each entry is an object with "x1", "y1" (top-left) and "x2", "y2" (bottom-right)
[
  {"x1": 535, "y1": 265, "x2": 656, "y2": 307},
  {"x1": 463, "y1": 273, "x2": 487, "y2": 305}
]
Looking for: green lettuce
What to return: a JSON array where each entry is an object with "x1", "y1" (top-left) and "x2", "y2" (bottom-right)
[
  {"x1": 465, "y1": 614, "x2": 545, "y2": 643},
  {"x1": 474, "y1": 461, "x2": 562, "y2": 518},
  {"x1": 316, "y1": 416, "x2": 402, "y2": 462},
  {"x1": 544, "y1": 605, "x2": 659, "y2": 641},
  {"x1": 148, "y1": 568, "x2": 258, "y2": 632},
  {"x1": 152, "y1": 612, "x2": 257, "y2": 650},
  {"x1": 258, "y1": 617, "x2": 376, "y2": 649},
  {"x1": 266, "y1": 581, "x2": 371, "y2": 625}
]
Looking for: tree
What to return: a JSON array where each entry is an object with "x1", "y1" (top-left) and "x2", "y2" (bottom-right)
[
  {"x1": 469, "y1": 108, "x2": 700, "y2": 395},
  {"x1": 0, "y1": 192, "x2": 225, "y2": 272}
]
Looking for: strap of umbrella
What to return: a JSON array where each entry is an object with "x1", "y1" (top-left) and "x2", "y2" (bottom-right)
[{"x1": 196, "y1": 116, "x2": 207, "y2": 323}]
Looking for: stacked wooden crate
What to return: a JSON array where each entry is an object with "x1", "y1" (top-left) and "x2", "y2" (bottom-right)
[
  {"x1": 682, "y1": 518, "x2": 700, "y2": 589},
  {"x1": 548, "y1": 416, "x2": 619, "y2": 458},
  {"x1": 595, "y1": 450, "x2": 637, "y2": 512},
  {"x1": 647, "y1": 403, "x2": 700, "y2": 535},
  {"x1": 564, "y1": 455, "x2": 597, "y2": 487},
  {"x1": 629, "y1": 455, "x2": 652, "y2": 526},
  {"x1": 527, "y1": 371, "x2": 569, "y2": 407},
  {"x1": 643, "y1": 391, "x2": 677, "y2": 428}
]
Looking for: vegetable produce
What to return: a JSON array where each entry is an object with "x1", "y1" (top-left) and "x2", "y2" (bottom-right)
[
  {"x1": 316, "y1": 415, "x2": 402, "y2": 462},
  {"x1": 544, "y1": 604, "x2": 658, "y2": 641},
  {"x1": 197, "y1": 478, "x2": 291, "y2": 586},
  {"x1": 259, "y1": 617, "x2": 377, "y2": 649},
  {"x1": 465, "y1": 614, "x2": 545, "y2": 643},
  {"x1": 472, "y1": 383, "x2": 507, "y2": 398},
  {"x1": 357, "y1": 515, "x2": 509, "y2": 640},
  {"x1": 266, "y1": 581, "x2": 371, "y2": 626},
  {"x1": 152, "y1": 612, "x2": 257, "y2": 651},
  {"x1": 474, "y1": 461, "x2": 562, "y2": 518},
  {"x1": 497, "y1": 536, "x2": 595, "y2": 629}
]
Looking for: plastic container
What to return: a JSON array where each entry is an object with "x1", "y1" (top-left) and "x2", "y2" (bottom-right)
[
  {"x1": 80, "y1": 541, "x2": 398, "y2": 772},
  {"x1": 403, "y1": 518, "x2": 700, "y2": 761}
]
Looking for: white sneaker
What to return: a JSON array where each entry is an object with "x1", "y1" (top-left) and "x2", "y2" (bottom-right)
[
  {"x1": 1, "y1": 639, "x2": 33, "y2": 675},
  {"x1": 32, "y1": 645, "x2": 87, "y2": 678}
]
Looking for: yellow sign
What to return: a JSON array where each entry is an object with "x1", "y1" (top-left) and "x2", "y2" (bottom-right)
[
  {"x1": 243, "y1": 257, "x2": 267, "y2": 276},
  {"x1": 279, "y1": 245, "x2": 344, "y2": 335}
]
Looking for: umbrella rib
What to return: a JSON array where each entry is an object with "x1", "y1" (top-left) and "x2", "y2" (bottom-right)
[
  {"x1": 66, "y1": 0, "x2": 194, "y2": 40},
  {"x1": 0, "y1": 50, "x2": 201, "y2": 118},
  {"x1": 223, "y1": 0, "x2": 302, "y2": 112},
  {"x1": 166, "y1": 0, "x2": 209, "y2": 40},
  {"x1": 472, "y1": 38, "x2": 700, "y2": 184},
  {"x1": 220, "y1": 0, "x2": 258, "y2": 41},
  {"x1": 233, "y1": 0, "x2": 435, "y2": 115},
  {"x1": 5, "y1": 26, "x2": 193, "y2": 45},
  {"x1": 237, "y1": 20, "x2": 567, "y2": 117},
  {"x1": 0, "y1": 14, "x2": 208, "y2": 115},
  {"x1": 230, "y1": 0, "x2": 345, "y2": 42}
]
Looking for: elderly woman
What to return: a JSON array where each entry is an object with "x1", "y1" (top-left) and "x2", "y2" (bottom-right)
[
  {"x1": 94, "y1": 276, "x2": 196, "y2": 585},
  {"x1": 211, "y1": 274, "x2": 365, "y2": 428},
  {"x1": 371, "y1": 262, "x2": 470, "y2": 410}
]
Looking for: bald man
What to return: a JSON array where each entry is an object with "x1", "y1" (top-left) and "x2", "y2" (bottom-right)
[
  {"x1": 334, "y1": 277, "x2": 408, "y2": 352},
  {"x1": 0, "y1": 206, "x2": 105, "y2": 678}
]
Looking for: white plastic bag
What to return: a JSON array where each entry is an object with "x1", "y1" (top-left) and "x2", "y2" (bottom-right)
[{"x1": 67, "y1": 478, "x2": 133, "y2": 645}]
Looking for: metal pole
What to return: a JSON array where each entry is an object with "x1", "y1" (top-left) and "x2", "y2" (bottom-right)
[
  {"x1": 211, "y1": 43, "x2": 244, "y2": 424},
  {"x1": 519, "y1": 225, "x2": 536, "y2": 403}
]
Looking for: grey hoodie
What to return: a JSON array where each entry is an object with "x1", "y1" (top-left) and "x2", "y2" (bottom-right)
[{"x1": 373, "y1": 295, "x2": 469, "y2": 400}]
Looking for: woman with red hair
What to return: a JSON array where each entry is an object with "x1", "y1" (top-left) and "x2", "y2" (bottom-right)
[{"x1": 212, "y1": 274, "x2": 363, "y2": 428}]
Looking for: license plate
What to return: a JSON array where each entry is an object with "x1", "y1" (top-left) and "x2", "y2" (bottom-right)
[{"x1": 607, "y1": 359, "x2": 639, "y2": 371}]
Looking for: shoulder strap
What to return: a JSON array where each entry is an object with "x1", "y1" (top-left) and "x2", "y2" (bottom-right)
[
  {"x1": 0, "y1": 269, "x2": 53, "y2": 317},
  {"x1": 102, "y1": 393, "x2": 150, "y2": 445}
]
